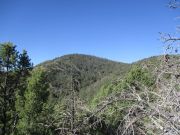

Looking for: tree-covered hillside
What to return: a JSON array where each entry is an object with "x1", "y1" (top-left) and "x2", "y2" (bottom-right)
[{"x1": 38, "y1": 54, "x2": 130, "y2": 101}]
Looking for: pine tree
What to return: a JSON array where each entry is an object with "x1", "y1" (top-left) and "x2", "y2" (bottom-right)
[
  {"x1": 0, "y1": 42, "x2": 33, "y2": 135},
  {"x1": 0, "y1": 42, "x2": 18, "y2": 135},
  {"x1": 15, "y1": 50, "x2": 33, "y2": 134}
]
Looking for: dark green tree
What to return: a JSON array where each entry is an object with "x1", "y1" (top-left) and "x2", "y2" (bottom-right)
[
  {"x1": 0, "y1": 42, "x2": 33, "y2": 135},
  {"x1": 18, "y1": 50, "x2": 32, "y2": 73},
  {"x1": 0, "y1": 42, "x2": 18, "y2": 135},
  {"x1": 15, "y1": 50, "x2": 33, "y2": 134}
]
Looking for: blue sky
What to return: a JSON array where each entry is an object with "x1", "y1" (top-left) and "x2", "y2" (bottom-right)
[{"x1": 0, "y1": 0, "x2": 179, "y2": 64}]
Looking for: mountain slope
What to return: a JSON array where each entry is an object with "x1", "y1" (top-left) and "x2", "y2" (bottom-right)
[
  {"x1": 36, "y1": 54, "x2": 180, "y2": 134},
  {"x1": 38, "y1": 54, "x2": 130, "y2": 99}
]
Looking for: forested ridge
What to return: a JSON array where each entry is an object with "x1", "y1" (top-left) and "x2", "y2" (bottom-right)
[{"x1": 37, "y1": 54, "x2": 130, "y2": 102}]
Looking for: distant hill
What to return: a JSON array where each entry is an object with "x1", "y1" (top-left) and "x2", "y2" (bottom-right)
[
  {"x1": 38, "y1": 54, "x2": 130, "y2": 100},
  {"x1": 37, "y1": 54, "x2": 171, "y2": 102}
]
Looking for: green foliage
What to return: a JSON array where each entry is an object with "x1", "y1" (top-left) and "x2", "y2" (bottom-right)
[
  {"x1": 90, "y1": 83, "x2": 117, "y2": 108},
  {"x1": 80, "y1": 74, "x2": 116, "y2": 103},
  {"x1": 0, "y1": 42, "x2": 33, "y2": 135},
  {"x1": 15, "y1": 49, "x2": 33, "y2": 122},
  {"x1": 0, "y1": 42, "x2": 18, "y2": 70},
  {"x1": 18, "y1": 50, "x2": 33, "y2": 71},
  {"x1": 91, "y1": 66, "x2": 155, "y2": 108},
  {"x1": 0, "y1": 43, "x2": 19, "y2": 135},
  {"x1": 16, "y1": 67, "x2": 50, "y2": 135},
  {"x1": 124, "y1": 66, "x2": 155, "y2": 87},
  {"x1": 89, "y1": 65, "x2": 155, "y2": 133}
]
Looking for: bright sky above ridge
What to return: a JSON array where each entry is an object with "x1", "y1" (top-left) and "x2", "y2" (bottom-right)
[{"x1": 0, "y1": 0, "x2": 179, "y2": 65}]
